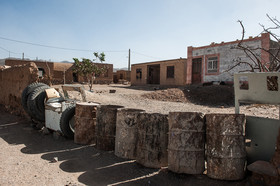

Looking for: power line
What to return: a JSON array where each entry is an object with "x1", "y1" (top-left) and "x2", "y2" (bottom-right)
[
  {"x1": 0, "y1": 36, "x2": 163, "y2": 63},
  {"x1": 131, "y1": 50, "x2": 160, "y2": 60},
  {"x1": 0, "y1": 46, "x2": 9, "y2": 53},
  {"x1": 0, "y1": 36, "x2": 127, "y2": 53},
  {"x1": 0, "y1": 46, "x2": 21, "y2": 54}
]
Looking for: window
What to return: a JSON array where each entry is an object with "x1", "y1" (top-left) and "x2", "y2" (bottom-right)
[
  {"x1": 136, "y1": 68, "x2": 142, "y2": 79},
  {"x1": 167, "y1": 66, "x2": 174, "y2": 78},
  {"x1": 207, "y1": 57, "x2": 218, "y2": 73},
  {"x1": 239, "y1": 76, "x2": 249, "y2": 90},
  {"x1": 267, "y1": 76, "x2": 278, "y2": 91},
  {"x1": 38, "y1": 67, "x2": 45, "y2": 78}
]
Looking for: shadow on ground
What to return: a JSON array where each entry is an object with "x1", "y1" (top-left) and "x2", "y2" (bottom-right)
[{"x1": 0, "y1": 107, "x2": 248, "y2": 185}]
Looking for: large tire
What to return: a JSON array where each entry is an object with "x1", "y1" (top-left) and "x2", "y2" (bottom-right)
[
  {"x1": 37, "y1": 89, "x2": 64, "y2": 113},
  {"x1": 37, "y1": 91, "x2": 47, "y2": 113},
  {"x1": 21, "y1": 82, "x2": 49, "y2": 113},
  {"x1": 27, "y1": 85, "x2": 49, "y2": 122},
  {"x1": 60, "y1": 105, "x2": 76, "y2": 139}
]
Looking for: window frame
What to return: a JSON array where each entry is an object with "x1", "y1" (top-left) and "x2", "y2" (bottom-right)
[
  {"x1": 166, "y1": 66, "x2": 175, "y2": 79},
  {"x1": 38, "y1": 67, "x2": 45, "y2": 78},
  {"x1": 205, "y1": 54, "x2": 220, "y2": 75},
  {"x1": 136, "y1": 68, "x2": 142, "y2": 80}
]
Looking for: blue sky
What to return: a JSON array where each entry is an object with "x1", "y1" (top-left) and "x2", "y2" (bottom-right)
[{"x1": 0, "y1": 0, "x2": 279, "y2": 68}]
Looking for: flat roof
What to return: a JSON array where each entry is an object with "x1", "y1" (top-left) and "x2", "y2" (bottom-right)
[
  {"x1": 131, "y1": 58, "x2": 187, "y2": 66},
  {"x1": 190, "y1": 33, "x2": 268, "y2": 50}
]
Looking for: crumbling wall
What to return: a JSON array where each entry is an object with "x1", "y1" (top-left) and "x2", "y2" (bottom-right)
[{"x1": 0, "y1": 62, "x2": 39, "y2": 115}]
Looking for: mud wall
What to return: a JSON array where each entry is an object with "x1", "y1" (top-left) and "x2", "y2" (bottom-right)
[
  {"x1": 131, "y1": 58, "x2": 187, "y2": 86},
  {"x1": 0, "y1": 63, "x2": 39, "y2": 115}
]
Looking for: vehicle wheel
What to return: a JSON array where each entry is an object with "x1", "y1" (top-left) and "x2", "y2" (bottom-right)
[
  {"x1": 37, "y1": 91, "x2": 47, "y2": 113},
  {"x1": 60, "y1": 105, "x2": 75, "y2": 139},
  {"x1": 21, "y1": 82, "x2": 49, "y2": 113},
  {"x1": 27, "y1": 85, "x2": 49, "y2": 122}
]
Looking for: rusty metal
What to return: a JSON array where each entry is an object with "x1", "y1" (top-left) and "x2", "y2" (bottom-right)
[
  {"x1": 95, "y1": 105, "x2": 124, "y2": 151},
  {"x1": 74, "y1": 102, "x2": 99, "y2": 145},
  {"x1": 115, "y1": 108, "x2": 145, "y2": 159},
  {"x1": 168, "y1": 112, "x2": 205, "y2": 174},
  {"x1": 206, "y1": 113, "x2": 246, "y2": 180},
  {"x1": 136, "y1": 113, "x2": 169, "y2": 168}
]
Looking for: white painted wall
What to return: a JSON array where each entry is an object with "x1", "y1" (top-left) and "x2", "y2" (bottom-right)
[{"x1": 192, "y1": 40, "x2": 262, "y2": 82}]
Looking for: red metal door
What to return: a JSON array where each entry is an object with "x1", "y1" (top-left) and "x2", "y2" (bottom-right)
[{"x1": 192, "y1": 58, "x2": 202, "y2": 84}]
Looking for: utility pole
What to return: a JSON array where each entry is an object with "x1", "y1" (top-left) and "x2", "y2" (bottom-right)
[
  {"x1": 128, "y1": 49, "x2": 131, "y2": 71},
  {"x1": 22, "y1": 53, "x2": 24, "y2": 60}
]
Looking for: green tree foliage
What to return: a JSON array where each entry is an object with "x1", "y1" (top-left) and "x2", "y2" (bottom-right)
[{"x1": 73, "y1": 52, "x2": 108, "y2": 91}]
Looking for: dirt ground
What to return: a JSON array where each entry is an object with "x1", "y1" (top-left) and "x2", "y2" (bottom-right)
[
  {"x1": 77, "y1": 84, "x2": 278, "y2": 119},
  {"x1": 1, "y1": 83, "x2": 278, "y2": 185}
]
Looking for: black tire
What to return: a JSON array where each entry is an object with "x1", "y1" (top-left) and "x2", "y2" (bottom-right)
[
  {"x1": 60, "y1": 105, "x2": 76, "y2": 139},
  {"x1": 21, "y1": 82, "x2": 49, "y2": 113},
  {"x1": 37, "y1": 91, "x2": 47, "y2": 113},
  {"x1": 37, "y1": 89, "x2": 65, "y2": 112},
  {"x1": 27, "y1": 85, "x2": 49, "y2": 122}
]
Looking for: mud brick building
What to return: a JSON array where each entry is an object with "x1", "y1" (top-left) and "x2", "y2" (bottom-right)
[
  {"x1": 4, "y1": 58, "x2": 113, "y2": 84},
  {"x1": 131, "y1": 58, "x2": 187, "y2": 86},
  {"x1": 113, "y1": 70, "x2": 131, "y2": 83}
]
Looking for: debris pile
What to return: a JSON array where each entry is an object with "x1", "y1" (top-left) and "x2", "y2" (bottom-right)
[{"x1": 142, "y1": 85, "x2": 234, "y2": 106}]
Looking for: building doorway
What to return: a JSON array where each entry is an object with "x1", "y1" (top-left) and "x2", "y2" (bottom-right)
[
  {"x1": 192, "y1": 58, "x2": 202, "y2": 84},
  {"x1": 147, "y1": 65, "x2": 160, "y2": 84},
  {"x1": 73, "y1": 73, "x2": 78, "y2": 82}
]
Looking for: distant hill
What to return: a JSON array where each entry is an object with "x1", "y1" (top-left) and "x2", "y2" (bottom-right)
[
  {"x1": 113, "y1": 67, "x2": 128, "y2": 72},
  {"x1": 60, "y1": 60, "x2": 73, "y2": 63}
]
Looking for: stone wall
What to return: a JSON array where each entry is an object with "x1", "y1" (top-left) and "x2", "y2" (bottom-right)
[{"x1": 0, "y1": 62, "x2": 39, "y2": 115}]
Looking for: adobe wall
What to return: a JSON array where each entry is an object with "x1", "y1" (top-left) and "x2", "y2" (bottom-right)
[
  {"x1": 5, "y1": 59, "x2": 114, "y2": 85},
  {"x1": 116, "y1": 70, "x2": 131, "y2": 82},
  {"x1": 0, "y1": 62, "x2": 39, "y2": 115},
  {"x1": 53, "y1": 62, "x2": 74, "y2": 84},
  {"x1": 131, "y1": 63, "x2": 148, "y2": 85},
  {"x1": 94, "y1": 63, "x2": 113, "y2": 84},
  {"x1": 77, "y1": 63, "x2": 114, "y2": 84},
  {"x1": 131, "y1": 59, "x2": 187, "y2": 86},
  {"x1": 5, "y1": 59, "x2": 55, "y2": 77},
  {"x1": 159, "y1": 59, "x2": 186, "y2": 86}
]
